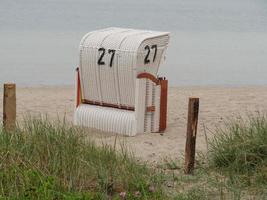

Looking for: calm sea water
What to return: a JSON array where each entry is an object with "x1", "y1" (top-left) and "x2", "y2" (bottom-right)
[{"x1": 0, "y1": 0, "x2": 267, "y2": 86}]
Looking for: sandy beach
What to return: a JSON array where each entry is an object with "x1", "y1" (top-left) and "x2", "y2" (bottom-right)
[{"x1": 1, "y1": 86, "x2": 267, "y2": 163}]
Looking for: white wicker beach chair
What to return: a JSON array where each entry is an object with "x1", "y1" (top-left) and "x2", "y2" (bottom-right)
[{"x1": 74, "y1": 27, "x2": 170, "y2": 136}]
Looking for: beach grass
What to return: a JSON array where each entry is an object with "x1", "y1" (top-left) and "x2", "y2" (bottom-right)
[
  {"x1": 208, "y1": 114, "x2": 267, "y2": 188},
  {"x1": 1, "y1": 114, "x2": 267, "y2": 199},
  {"x1": 0, "y1": 117, "x2": 165, "y2": 199},
  {"x1": 159, "y1": 114, "x2": 267, "y2": 199}
]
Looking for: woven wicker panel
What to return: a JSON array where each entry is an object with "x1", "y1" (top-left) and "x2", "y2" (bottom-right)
[
  {"x1": 74, "y1": 78, "x2": 162, "y2": 135},
  {"x1": 74, "y1": 104, "x2": 136, "y2": 136},
  {"x1": 79, "y1": 27, "x2": 170, "y2": 108}
]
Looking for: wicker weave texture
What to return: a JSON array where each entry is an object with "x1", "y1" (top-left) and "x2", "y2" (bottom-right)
[
  {"x1": 75, "y1": 27, "x2": 170, "y2": 136},
  {"x1": 75, "y1": 78, "x2": 161, "y2": 136},
  {"x1": 79, "y1": 27, "x2": 169, "y2": 107},
  {"x1": 74, "y1": 104, "x2": 136, "y2": 136}
]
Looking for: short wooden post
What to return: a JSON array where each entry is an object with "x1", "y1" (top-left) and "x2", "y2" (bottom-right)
[
  {"x1": 3, "y1": 83, "x2": 16, "y2": 131},
  {"x1": 76, "y1": 67, "x2": 82, "y2": 107},
  {"x1": 184, "y1": 97, "x2": 199, "y2": 174},
  {"x1": 159, "y1": 78, "x2": 168, "y2": 132}
]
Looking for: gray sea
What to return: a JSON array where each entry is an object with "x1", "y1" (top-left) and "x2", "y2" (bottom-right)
[{"x1": 0, "y1": 0, "x2": 267, "y2": 86}]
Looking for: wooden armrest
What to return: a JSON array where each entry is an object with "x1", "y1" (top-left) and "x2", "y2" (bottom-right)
[{"x1": 137, "y1": 73, "x2": 160, "y2": 85}]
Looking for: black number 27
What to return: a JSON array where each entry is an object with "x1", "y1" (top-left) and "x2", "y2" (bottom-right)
[
  {"x1": 97, "y1": 48, "x2": 116, "y2": 67},
  {"x1": 144, "y1": 44, "x2": 157, "y2": 64}
]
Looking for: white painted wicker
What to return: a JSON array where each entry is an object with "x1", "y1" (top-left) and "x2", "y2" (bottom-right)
[
  {"x1": 74, "y1": 27, "x2": 170, "y2": 136},
  {"x1": 74, "y1": 104, "x2": 136, "y2": 136}
]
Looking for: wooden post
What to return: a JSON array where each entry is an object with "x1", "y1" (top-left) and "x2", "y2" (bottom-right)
[
  {"x1": 184, "y1": 97, "x2": 199, "y2": 174},
  {"x1": 159, "y1": 78, "x2": 168, "y2": 132},
  {"x1": 3, "y1": 83, "x2": 16, "y2": 131},
  {"x1": 76, "y1": 67, "x2": 81, "y2": 107}
]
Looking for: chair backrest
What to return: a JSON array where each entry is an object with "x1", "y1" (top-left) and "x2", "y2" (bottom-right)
[{"x1": 79, "y1": 27, "x2": 169, "y2": 108}]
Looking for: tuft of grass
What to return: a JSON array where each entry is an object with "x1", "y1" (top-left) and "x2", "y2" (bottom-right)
[
  {"x1": 0, "y1": 117, "x2": 165, "y2": 199},
  {"x1": 160, "y1": 114, "x2": 267, "y2": 199},
  {"x1": 209, "y1": 114, "x2": 267, "y2": 172},
  {"x1": 173, "y1": 187, "x2": 208, "y2": 200},
  {"x1": 208, "y1": 114, "x2": 267, "y2": 187}
]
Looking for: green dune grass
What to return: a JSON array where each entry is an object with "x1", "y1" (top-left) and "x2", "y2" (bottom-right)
[
  {"x1": 209, "y1": 114, "x2": 267, "y2": 186},
  {"x1": 1, "y1": 114, "x2": 267, "y2": 199},
  {"x1": 0, "y1": 118, "x2": 165, "y2": 199}
]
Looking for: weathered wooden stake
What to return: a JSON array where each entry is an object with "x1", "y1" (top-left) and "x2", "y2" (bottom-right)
[
  {"x1": 159, "y1": 78, "x2": 168, "y2": 132},
  {"x1": 3, "y1": 83, "x2": 16, "y2": 131},
  {"x1": 184, "y1": 97, "x2": 199, "y2": 174}
]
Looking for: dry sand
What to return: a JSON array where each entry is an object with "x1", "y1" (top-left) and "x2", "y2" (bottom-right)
[{"x1": 1, "y1": 86, "x2": 267, "y2": 163}]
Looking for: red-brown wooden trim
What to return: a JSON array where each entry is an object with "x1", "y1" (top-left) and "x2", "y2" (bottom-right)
[
  {"x1": 82, "y1": 99, "x2": 135, "y2": 111},
  {"x1": 137, "y1": 73, "x2": 160, "y2": 85},
  {"x1": 159, "y1": 78, "x2": 168, "y2": 132},
  {"x1": 147, "y1": 106, "x2": 155, "y2": 112},
  {"x1": 82, "y1": 99, "x2": 155, "y2": 113},
  {"x1": 76, "y1": 67, "x2": 82, "y2": 108}
]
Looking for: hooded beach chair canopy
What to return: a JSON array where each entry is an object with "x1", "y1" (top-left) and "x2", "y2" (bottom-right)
[{"x1": 74, "y1": 27, "x2": 170, "y2": 136}]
